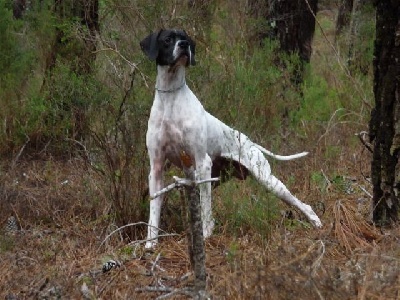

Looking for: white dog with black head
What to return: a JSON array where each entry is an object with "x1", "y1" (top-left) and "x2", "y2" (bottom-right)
[{"x1": 140, "y1": 29, "x2": 322, "y2": 249}]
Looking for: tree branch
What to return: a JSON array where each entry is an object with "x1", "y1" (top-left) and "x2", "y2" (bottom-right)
[{"x1": 151, "y1": 176, "x2": 219, "y2": 199}]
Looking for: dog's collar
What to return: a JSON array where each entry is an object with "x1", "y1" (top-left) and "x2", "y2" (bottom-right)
[{"x1": 155, "y1": 81, "x2": 186, "y2": 93}]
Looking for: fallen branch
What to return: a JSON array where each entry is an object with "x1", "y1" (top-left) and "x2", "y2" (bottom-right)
[
  {"x1": 150, "y1": 253, "x2": 162, "y2": 275},
  {"x1": 64, "y1": 138, "x2": 92, "y2": 166},
  {"x1": 355, "y1": 131, "x2": 373, "y2": 153},
  {"x1": 358, "y1": 185, "x2": 373, "y2": 198},
  {"x1": 99, "y1": 222, "x2": 177, "y2": 249},
  {"x1": 135, "y1": 286, "x2": 204, "y2": 300},
  {"x1": 127, "y1": 233, "x2": 179, "y2": 248},
  {"x1": 135, "y1": 286, "x2": 174, "y2": 293},
  {"x1": 11, "y1": 135, "x2": 30, "y2": 170}
]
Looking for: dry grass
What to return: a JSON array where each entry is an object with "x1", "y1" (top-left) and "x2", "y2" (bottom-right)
[
  {"x1": 332, "y1": 199, "x2": 381, "y2": 252},
  {"x1": 1, "y1": 146, "x2": 399, "y2": 300}
]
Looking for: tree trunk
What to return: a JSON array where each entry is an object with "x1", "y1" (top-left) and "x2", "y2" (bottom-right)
[
  {"x1": 187, "y1": 0, "x2": 213, "y2": 64},
  {"x1": 267, "y1": 0, "x2": 318, "y2": 86},
  {"x1": 12, "y1": 0, "x2": 26, "y2": 19},
  {"x1": 369, "y1": 1, "x2": 400, "y2": 225},
  {"x1": 53, "y1": 0, "x2": 99, "y2": 75},
  {"x1": 270, "y1": 0, "x2": 318, "y2": 63},
  {"x1": 336, "y1": 0, "x2": 353, "y2": 36},
  {"x1": 346, "y1": 0, "x2": 361, "y2": 69},
  {"x1": 249, "y1": 0, "x2": 318, "y2": 65}
]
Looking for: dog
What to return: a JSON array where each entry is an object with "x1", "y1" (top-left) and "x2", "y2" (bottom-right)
[{"x1": 140, "y1": 29, "x2": 322, "y2": 249}]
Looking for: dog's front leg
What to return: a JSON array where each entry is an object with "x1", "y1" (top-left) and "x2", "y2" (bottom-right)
[
  {"x1": 145, "y1": 160, "x2": 164, "y2": 249},
  {"x1": 196, "y1": 154, "x2": 214, "y2": 238}
]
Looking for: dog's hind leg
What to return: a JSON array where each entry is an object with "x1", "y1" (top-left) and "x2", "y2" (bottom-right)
[
  {"x1": 261, "y1": 173, "x2": 322, "y2": 227},
  {"x1": 222, "y1": 140, "x2": 322, "y2": 228}
]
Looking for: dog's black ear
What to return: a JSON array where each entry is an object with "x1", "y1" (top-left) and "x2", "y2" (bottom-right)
[
  {"x1": 140, "y1": 31, "x2": 160, "y2": 61},
  {"x1": 187, "y1": 36, "x2": 196, "y2": 66}
]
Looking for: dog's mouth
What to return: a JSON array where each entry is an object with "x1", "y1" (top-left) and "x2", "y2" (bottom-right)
[
  {"x1": 178, "y1": 54, "x2": 189, "y2": 65},
  {"x1": 173, "y1": 53, "x2": 189, "y2": 66},
  {"x1": 169, "y1": 54, "x2": 189, "y2": 72}
]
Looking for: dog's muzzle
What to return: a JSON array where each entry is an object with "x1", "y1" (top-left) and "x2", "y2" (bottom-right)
[{"x1": 174, "y1": 40, "x2": 191, "y2": 66}]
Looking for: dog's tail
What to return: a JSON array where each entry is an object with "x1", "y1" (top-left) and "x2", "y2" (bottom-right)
[{"x1": 255, "y1": 144, "x2": 308, "y2": 161}]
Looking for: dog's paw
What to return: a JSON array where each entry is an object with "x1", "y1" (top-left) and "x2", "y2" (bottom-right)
[
  {"x1": 145, "y1": 240, "x2": 158, "y2": 251},
  {"x1": 303, "y1": 204, "x2": 323, "y2": 228},
  {"x1": 309, "y1": 215, "x2": 323, "y2": 228}
]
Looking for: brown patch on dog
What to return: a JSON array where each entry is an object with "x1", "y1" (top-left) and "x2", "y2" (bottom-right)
[{"x1": 169, "y1": 55, "x2": 189, "y2": 73}]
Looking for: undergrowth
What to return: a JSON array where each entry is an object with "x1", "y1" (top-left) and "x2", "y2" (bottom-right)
[{"x1": 0, "y1": 1, "x2": 374, "y2": 242}]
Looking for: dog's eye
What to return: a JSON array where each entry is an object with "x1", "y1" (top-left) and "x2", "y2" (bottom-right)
[{"x1": 165, "y1": 37, "x2": 172, "y2": 45}]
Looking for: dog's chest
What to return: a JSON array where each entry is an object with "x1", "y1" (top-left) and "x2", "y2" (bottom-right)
[{"x1": 147, "y1": 93, "x2": 206, "y2": 166}]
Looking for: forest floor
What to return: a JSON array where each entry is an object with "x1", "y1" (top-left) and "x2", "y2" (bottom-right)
[{"x1": 1, "y1": 157, "x2": 399, "y2": 299}]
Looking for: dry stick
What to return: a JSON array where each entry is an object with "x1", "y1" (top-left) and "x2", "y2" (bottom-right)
[
  {"x1": 358, "y1": 185, "x2": 372, "y2": 199},
  {"x1": 155, "y1": 288, "x2": 195, "y2": 300},
  {"x1": 151, "y1": 176, "x2": 219, "y2": 199},
  {"x1": 64, "y1": 138, "x2": 93, "y2": 166},
  {"x1": 317, "y1": 108, "x2": 344, "y2": 144},
  {"x1": 135, "y1": 286, "x2": 194, "y2": 299},
  {"x1": 136, "y1": 287, "x2": 174, "y2": 293},
  {"x1": 270, "y1": 240, "x2": 325, "y2": 272},
  {"x1": 183, "y1": 166, "x2": 207, "y2": 295},
  {"x1": 99, "y1": 222, "x2": 177, "y2": 249},
  {"x1": 150, "y1": 253, "x2": 162, "y2": 275},
  {"x1": 93, "y1": 45, "x2": 150, "y2": 90},
  {"x1": 11, "y1": 136, "x2": 30, "y2": 170},
  {"x1": 355, "y1": 131, "x2": 373, "y2": 153},
  {"x1": 179, "y1": 187, "x2": 194, "y2": 267}
]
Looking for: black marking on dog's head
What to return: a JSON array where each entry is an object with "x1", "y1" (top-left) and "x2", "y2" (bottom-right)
[{"x1": 140, "y1": 29, "x2": 196, "y2": 67}]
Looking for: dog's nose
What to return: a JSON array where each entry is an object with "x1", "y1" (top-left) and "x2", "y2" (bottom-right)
[{"x1": 178, "y1": 40, "x2": 189, "y2": 49}]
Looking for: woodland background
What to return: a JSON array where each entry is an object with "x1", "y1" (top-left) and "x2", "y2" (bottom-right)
[{"x1": 0, "y1": 0, "x2": 399, "y2": 299}]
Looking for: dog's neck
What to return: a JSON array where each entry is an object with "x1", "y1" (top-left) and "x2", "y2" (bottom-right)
[{"x1": 155, "y1": 65, "x2": 186, "y2": 93}]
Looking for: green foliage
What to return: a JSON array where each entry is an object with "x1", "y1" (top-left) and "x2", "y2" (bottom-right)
[
  {"x1": 215, "y1": 178, "x2": 279, "y2": 237},
  {"x1": 0, "y1": 2, "x2": 31, "y2": 89},
  {"x1": 16, "y1": 62, "x2": 110, "y2": 153},
  {"x1": 311, "y1": 171, "x2": 327, "y2": 192},
  {"x1": 200, "y1": 38, "x2": 301, "y2": 139},
  {"x1": 0, "y1": 3, "x2": 35, "y2": 153},
  {"x1": 0, "y1": 234, "x2": 14, "y2": 253},
  {"x1": 292, "y1": 74, "x2": 342, "y2": 125},
  {"x1": 118, "y1": 245, "x2": 135, "y2": 256},
  {"x1": 348, "y1": 4, "x2": 376, "y2": 75}
]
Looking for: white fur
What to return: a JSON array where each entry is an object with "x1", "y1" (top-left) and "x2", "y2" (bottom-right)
[{"x1": 145, "y1": 51, "x2": 322, "y2": 249}]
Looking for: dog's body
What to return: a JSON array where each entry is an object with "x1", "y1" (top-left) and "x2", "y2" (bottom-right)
[{"x1": 141, "y1": 29, "x2": 322, "y2": 248}]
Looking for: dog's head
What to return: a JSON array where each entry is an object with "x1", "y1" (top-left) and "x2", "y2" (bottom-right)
[{"x1": 140, "y1": 29, "x2": 196, "y2": 67}]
